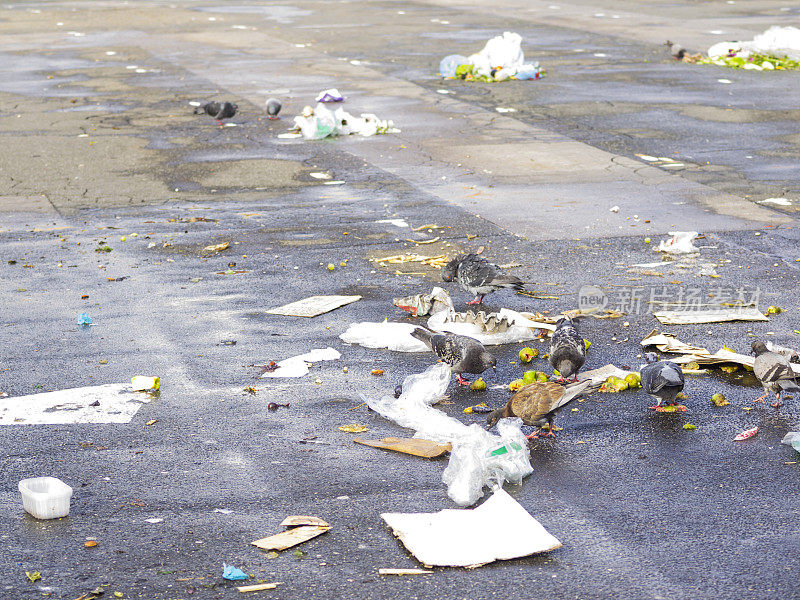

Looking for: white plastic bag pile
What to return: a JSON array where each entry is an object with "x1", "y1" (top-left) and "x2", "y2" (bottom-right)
[
  {"x1": 440, "y1": 31, "x2": 543, "y2": 81},
  {"x1": 291, "y1": 102, "x2": 400, "y2": 140},
  {"x1": 708, "y1": 26, "x2": 800, "y2": 62},
  {"x1": 362, "y1": 363, "x2": 533, "y2": 506}
]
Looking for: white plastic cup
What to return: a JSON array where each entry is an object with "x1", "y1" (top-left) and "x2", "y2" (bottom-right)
[{"x1": 18, "y1": 477, "x2": 73, "y2": 519}]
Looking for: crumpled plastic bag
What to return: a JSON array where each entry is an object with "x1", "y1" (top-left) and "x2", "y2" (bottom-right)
[
  {"x1": 363, "y1": 363, "x2": 533, "y2": 506},
  {"x1": 339, "y1": 322, "x2": 429, "y2": 352},
  {"x1": 222, "y1": 564, "x2": 248, "y2": 581},
  {"x1": 439, "y1": 54, "x2": 470, "y2": 77},
  {"x1": 293, "y1": 103, "x2": 337, "y2": 140},
  {"x1": 657, "y1": 231, "x2": 699, "y2": 254},
  {"x1": 316, "y1": 88, "x2": 344, "y2": 103},
  {"x1": 781, "y1": 431, "x2": 800, "y2": 452},
  {"x1": 393, "y1": 286, "x2": 454, "y2": 316}
]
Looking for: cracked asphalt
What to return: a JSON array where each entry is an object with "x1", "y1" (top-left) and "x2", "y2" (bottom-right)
[{"x1": 2, "y1": 1, "x2": 800, "y2": 599}]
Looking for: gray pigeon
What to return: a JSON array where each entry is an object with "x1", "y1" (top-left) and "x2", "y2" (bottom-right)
[
  {"x1": 665, "y1": 40, "x2": 686, "y2": 60},
  {"x1": 195, "y1": 101, "x2": 238, "y2": 123},
  {"x1": 548, "y1": 316, "x2": 586, "y2": 382},
  {"x1": 640, "y1": 352, "x2": 685, "y2": 411},
  {"x1": 411, "y1": 327, "x2": 496, "y2": 386},
  {"x1": 266, "y1": 98, "x2": 281, "y2": 119},
  {"x1": 752, "y1": 340, "x2": 799, "y2": 408},
  {"x1": 441, "y1": 253, "x2": 524, "y2": 305}
]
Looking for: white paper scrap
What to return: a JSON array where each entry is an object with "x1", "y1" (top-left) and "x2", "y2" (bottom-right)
[{"x1": 381, "y1": 488, "x2": 561, "y2": 567}]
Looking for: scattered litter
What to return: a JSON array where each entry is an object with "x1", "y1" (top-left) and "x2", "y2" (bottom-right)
[
  {"x1": 495, "y1": 107, "x2": 517, "y2": 113},
  {"x1": 290, "y1": 102, "x2": 399, "y2": 140},
  {"x1": 653, "y1": 307, "x2": 768, "y2": 325},
  {"x1": 338, "y1": 424, "x2": 369, "y2": 433},
  {"x1": 363, "y1": 363, "x2": 532, "y2": 505},
  {"x1": 439, "y1": 32, "x2": 545, "y2": 81},
  {"x1": 657, "y1": 231, "x2": 699, "y2": 255},
  {"x1": 1, "y1": 382, "x2": 156, "y2": 425},
  {"x1": 277, "y1": 132, "x2": 303, "y2": 139},
  {"x1": 26, "y1": 571, "x2": 41, "y2": 583},
  {"x1": 609, "y1": 206, "x2": 619, "y2": 213},
  {"x1": 316, "y1": 88, "x2": 344, "y2": 102},
  {"x1": 309, "y1": 172, "x2": 332, "y2": 180},
  {"x1": 214, "y1": 508, "x2": 234, "y2": 514},
  {"x1": 237, "y1": 583, "x2": 282, "y2": 593},
  {"x1": 340, "y1": 322, "x2": 429, "y2": 352},
  {"x1": 131, "y1": 376, "x2": 160, "y2": 391},
  {"x1": 394, "y1": 286, "x2": 454, "y2": 316},
  {"x1": 77, "y1": 312, "x2": 92, "y2": 326},
  {"x1": 266, "y1": 295, "x2": 361, "y2": 317},
  {"x1": 202, "y1": 241, "x2": 230, "y2": 254},
  {"x1": 354, "y1": 437, "x2": 452, "y2": 458},
  {"x1": 734, "y1": 427, "x2": 759, "y2": 441},
  {"x1": 428, "y1": 308, "x2": 555, "y2": 345},
  {"x1": 222, "y1": 564, "x2": 249, "y2": 581},
  {"x1": 464, "y1": 402, "x2": 492, "y2": 413},
  {"x1": 381, "y1": 488, "x2": 561, "y2": 568},
  {"x1": 781, "y1": 431, "x2": 800, "y2": 452},
  {"x1": 372, "y1": 252, "x2": 449, "y2": 269},
  {"x1": 379, "y1": 568, "x2": 433, "y2": 575},
  {"x1": 252, "y1": 516, "x2": 331, "y2": 551},
  {"x1": 470, "y1": 378, "x2": 487, "y2": 391},
  {"x1": 376, "y1": 218, "x2": 409, "y2": 228},
  {"x1": 705, "y1": 26, "x2": 800, "y2": 69},
  {"x1": 145, "y1": 518, "x2": 164, "y2": 523},
  {"x1": 758, "y1": 197, "x2": 793, "y2": 206},
  {"x1": 19, "y1": 477, "x2": 72, "y2": 519},
  {"x1": 683, "y1": 423, "x2": 696, "y2": 430},
  {"x1": 259, "y1": 348, "x2": 341, "y2": 378},
  {"x1": 323, "y1": 180, "x2": 346, "y2": 185}
]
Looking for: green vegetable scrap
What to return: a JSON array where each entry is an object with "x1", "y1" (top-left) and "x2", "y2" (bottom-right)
[{"x1": 701, "y1": 53, "x2": 800, "y2": 70}]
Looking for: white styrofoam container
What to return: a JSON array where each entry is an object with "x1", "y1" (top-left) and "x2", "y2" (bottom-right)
[{"x1": 18, "y1": 477, "x2": 73, "y2": 519}]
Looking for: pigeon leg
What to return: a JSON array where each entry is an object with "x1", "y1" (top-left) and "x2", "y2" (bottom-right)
[
  {"x1": 466, "y1": 295, "x2": 484, "y2": 305},
  {"x1": 525, "y1": 431, "x2": 540, "y2": 440},
  {"x1": 771, "y1": 393, "x2": 783, "y2": 409},
  {"x1": 455, "y1": 374, "x2": 470, "y2": 386},
  {"x1": 268, "y1": 116, "x2": 279, "y2": 120},
  {"x1": 648, "y1": 401, "x2": 662, "y2": 411},
  {"x1": 753, "y1": 392, "x2": 768, "y2": 403},
  {"x1": 216, "y1": 119, "x2": 223, "y2": 126}
]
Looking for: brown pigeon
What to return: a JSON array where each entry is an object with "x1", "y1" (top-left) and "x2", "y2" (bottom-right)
[{"x1": 486, "y1": 379, "x2": 591, "y2": 439}]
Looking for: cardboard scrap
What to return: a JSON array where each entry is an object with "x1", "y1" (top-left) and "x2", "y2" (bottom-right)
[
  {"x1": 252, "y1": 516, "x2": 331, "y2": 551},
  {"x1": 641, "y1": 331, "x2": 800, "y2": 375},
  {"x1": 653, "y1": 307, "x2": 767, "y2": 325},
  {"x1": 378, "y1": 568, "x2": 434, "y2": 575},
  {"x1": 266, "y1": 295, "x2": 361, "y2": 318},
  {"x1": 353, "y1": 437, "x2": 452, "y2": 458},
  {"x1": 280, "y1": 516, "x2": 330, "y2": 527},
  {"x1": 381, "y1": 488, "x2": 561, "y2": 568},
  {"x1": 237, "y1": 583, "x2": 282, "y2": 593}
]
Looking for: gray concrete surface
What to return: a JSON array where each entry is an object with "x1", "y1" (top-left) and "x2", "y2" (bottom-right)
[{"x1": 1, "y1": 1, "x2": 800, "y2": 599}]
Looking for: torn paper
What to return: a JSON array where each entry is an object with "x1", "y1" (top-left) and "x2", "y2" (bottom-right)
[
  {"x1": 260, "y1": 347, "x2": 341, "y2": 378},
  {"x1": 0, "y1": 383, "x2": 153, "y2": 425},
  {"x1": 266, "y1": 295, "x2": 361, "y2": 317},
  {"x1": 653, "y1": 307, "x2": 768, "y2": 325},
  {"x1": 381, "y1": 488, "x2": 561, "y2": 568}
]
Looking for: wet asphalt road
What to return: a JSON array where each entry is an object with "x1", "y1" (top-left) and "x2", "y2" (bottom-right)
[{"x1": 2, "y1": 1, "x2": 800, "y2": 599}]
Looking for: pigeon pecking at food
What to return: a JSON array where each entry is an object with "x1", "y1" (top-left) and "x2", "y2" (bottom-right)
[
  {"x1": 441, "y1": 253, "x2": 524, "y2": 305},
  {"x1": 640, "y1": 352, "x2": 686, "y2": 412},
  {"x1": 410, "y1": 327, "x2": 496, "y2": 386},
  {"x1": 751, "y1": 340, "x2": 799, "y2": 408},
  {"x1": 194, "y1": 101, "x2": 238, "y2": 124},
  {"x1": 266, "y1": 98, "x2": 281, "y2": 119},
  {"x1": 548, "y1": 316, "x2": 586, "y2": 382},
  {"x1": 486, "y1": 379, "x2": 591, "y2": 439}
]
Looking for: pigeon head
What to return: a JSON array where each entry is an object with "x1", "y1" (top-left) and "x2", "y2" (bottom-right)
[
  {"x1": 644, "y1": 352, "x2": 659, "y2": 364},
  {"x1": 751, "y1": 340, "x2": 768, "y2": 356},
  {"x1": 486, "y1": 410, "x2": 501, "y2": 430},
  {"x1": 441, "y1": 254, "x2": 465, "y2": 282},
  {"x1": 555, "y1": 316, "x2": 576, "y2": 330}
]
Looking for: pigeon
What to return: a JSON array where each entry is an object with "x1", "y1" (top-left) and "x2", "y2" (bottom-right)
[
  {"x1": 752, "y1": 340, "x2": 799, "y2": 408},
  {"x1": 665, "y1": 40, "x2": 686, "y2": 60},
  {"x1": 548, "y1": 316, "x2": 586, "y2": 382},
  {"x1": 441, "y1": 253, "x2": 524, "y2": 305},
  {"x1": 194, "y1": 101, "x2": 238, "y2": 124},
  {"x1": 640, "y1": 352, "x2": 686, "y2": 412},
  {"x1": 486, "y1": 379, "x2": 591, "y2": 439},
  {"x1": 266, "y1": 98, "x2": 281, "y2": 120},
  {"x1": 410, "y1": 327, "x2": 496, "y2": 385}
]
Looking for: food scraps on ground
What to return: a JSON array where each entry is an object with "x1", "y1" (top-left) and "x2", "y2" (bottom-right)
[
  {"x1": 353, "y1": 437, "x2": 452, "y2": 458},
  {"x1": 734, "y1": 427, "x2": 759, "y2": 441},
  {"x1": 338, "y1": 424, "x2": 369, "y2": 433}
]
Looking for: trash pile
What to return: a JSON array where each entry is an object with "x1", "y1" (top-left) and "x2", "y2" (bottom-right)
[
  {"x1": 439, "y1": 32, "x2": 545, "y2": 81},
  {"x1": 671, "y1": 26, "x2": 800, "y2": 70},
  {"x1": 281, "y1": 90, "x2": 400, "y2": 140}
]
